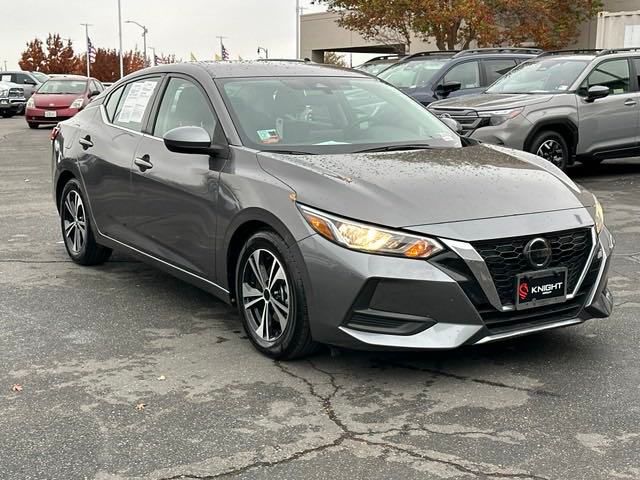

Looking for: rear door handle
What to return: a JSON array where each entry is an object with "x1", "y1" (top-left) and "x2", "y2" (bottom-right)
[
  {"x1": 134, "y1": 155, "x2": 153, "y2": 172},
  {"x1": 78, "y1": 136, "x2": 93, "y2": 149},
  {"x1": 624, "y1": 99, "x2": 637, "y2": 106}
]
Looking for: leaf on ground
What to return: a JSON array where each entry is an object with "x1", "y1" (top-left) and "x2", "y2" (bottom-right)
[
  {"x1": 11, "y1": 384, "x2": 23, "y2": 392},
  {"x1": 135, "y1": 402, "x2": 146, "y2": 411},
  {"x1": 157, "y1": 375, "x2": 166, "y2": 381}
]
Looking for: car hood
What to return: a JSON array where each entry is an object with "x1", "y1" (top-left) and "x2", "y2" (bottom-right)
[
  {"x1": 33, "y1": 93, "x2": 81, "y2": 108},
  {"x1": 258, "y1": 144, "x2": 594, "y2": 229},
  {"x1": 430, "y1": 93, "x2": 553, "y2": 111}
]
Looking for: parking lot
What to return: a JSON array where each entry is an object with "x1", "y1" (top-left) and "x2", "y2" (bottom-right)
[{"x1": 1, "y1": 116, "x2": 639, "y2": 479}]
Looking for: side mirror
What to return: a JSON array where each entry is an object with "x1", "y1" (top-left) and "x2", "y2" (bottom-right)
[
  {"x1": 436, "y1": 81, "x2": 462, "y2": 97},
  {"x1": 440, "y1": 116, "x2": 463, "y2": 133},
  {"x1": 163, "y1": 126, "x2": 226, "y2": 156},
  {"x1": 88, "y1": 90, "x2": 101, "y2": 98},
  {"x1": 24, "y1": 79, "x2": 37, "y2": 86},
  {"x1": 586, "y1": 85, "x2": 610, "y2": 102}
]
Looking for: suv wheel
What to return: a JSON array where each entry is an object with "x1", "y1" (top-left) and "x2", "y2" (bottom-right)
[
  {"x1": 530, "y1": 131, "x2": 569, "y2": 171},
  {"x1": 235, "y1": 231, "x2": 317, "y2": 359},
  {"x1": 60, "y1": 179, "x2": 112, "y2": 265}
]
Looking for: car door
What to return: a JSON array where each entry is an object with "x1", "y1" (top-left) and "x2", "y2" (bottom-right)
[
  {"x1": 577, "y1": 58, "x2": 639, "y2": 155},
  {"x1": 129, "y1": 75, "x2": 225, "y2": 279},
  {"x1": 78, "y1": 76, "x2": 162, "y2": 243},
  {"x1": 435, "y1": 60, "x2": 483, "y2": 100}
]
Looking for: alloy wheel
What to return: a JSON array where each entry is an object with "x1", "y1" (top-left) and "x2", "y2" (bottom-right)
[
  {"x1": 536, "y1": 139, "x2": 565, "y2": 167},
  {"x1": 62, "y1": 190, "x2": 87, "y2": 254},
  {"x1": 241, "y1": 249, "x2": 290, "y2": 343}
]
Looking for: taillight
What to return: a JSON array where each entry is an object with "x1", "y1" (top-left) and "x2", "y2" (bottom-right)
[{"x1": 50, "y1": 126, "x2": 61, "y2": 142}]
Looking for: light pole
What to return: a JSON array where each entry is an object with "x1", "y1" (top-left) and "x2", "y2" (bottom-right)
[
  {"x1": 125, "y1": 20, "x2": 149, "y2": 67},
  {"x1": 149, "y1": 46, "x2": 156, "y2": 66},
  {"x1": 117, "y1": 0, "x2": 124, "y2": 78},
  {"x1": 295, "y1": 0, "x2": 300, "y2": 58},
  {"x1": 257, "y1": 46, "x2": 269, "y2": 59}
]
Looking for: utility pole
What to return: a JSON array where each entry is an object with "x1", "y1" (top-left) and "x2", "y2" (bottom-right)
[
  {"x1": 81, "y1": 23, "x2": 93, "y2": 77},
  {"x1": 117, "y1": 0, "x2": 124, "y2": 78},
  {"x1": 216, "y1": 36, "x2": 228, "y2": 59}
]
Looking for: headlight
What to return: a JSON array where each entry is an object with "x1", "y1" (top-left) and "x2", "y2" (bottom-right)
[
  {"x1": 593, "y1": 195, "x2": 604, "y2": 234},
  {"x1": 70, "y1": 97, "x2": 84, "y2": 109},
  {"x1": 299, "y1": 205, "x2": 444, "y2": 259},
  {"x1": 26, "y1": 97, "x2": 35, "y2": 108},
  {"x1": 478, "y1": 108, "x2": 523, "y2": 126},
  {"x1": 0, "y1": 89, "x2": 8, "y2": 98}
]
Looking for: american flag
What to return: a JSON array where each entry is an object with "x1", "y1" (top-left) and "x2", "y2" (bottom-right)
[
  {"x1": 88, "y1": 37, "x2": 97, "y2": 64},
  {"x1": 221, "y1": 43, "x2": 230, "y2": 61}
]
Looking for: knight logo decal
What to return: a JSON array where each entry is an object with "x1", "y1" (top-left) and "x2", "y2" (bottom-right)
[{"x1": 518, "y1": 281, "x2": 529, "y2": 301}]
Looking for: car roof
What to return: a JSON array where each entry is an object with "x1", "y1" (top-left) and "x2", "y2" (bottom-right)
[{"x1": 134, "y1": 61, "x2": 368, "y2": 79}]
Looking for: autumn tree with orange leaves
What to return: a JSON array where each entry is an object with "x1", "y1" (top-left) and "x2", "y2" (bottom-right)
[{"x1": 315, "y1": 0, "x2": 602, "y2": 51}]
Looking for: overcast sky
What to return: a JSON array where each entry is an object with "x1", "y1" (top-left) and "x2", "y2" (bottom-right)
[{"x1": 1, "y1": 0, "x2": 325, "y2": 70}]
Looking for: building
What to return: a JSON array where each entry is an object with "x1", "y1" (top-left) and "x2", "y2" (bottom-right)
[{"x1": 301, "y1": 0, "x2": 640, "y2": 63}]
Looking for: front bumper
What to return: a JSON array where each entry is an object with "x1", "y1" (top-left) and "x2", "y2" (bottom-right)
[
  {"x1": 298, "y1": 225, "x2": 614, "y2": 350},
  {"x1": 26, "y1": 106, "x2": 79, "y2": 124},
  {"x1": 0, "y1": 98, "x2": 25, "y2": 113}
]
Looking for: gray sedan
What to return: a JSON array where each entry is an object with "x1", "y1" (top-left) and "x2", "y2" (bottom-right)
[{"x1": 52, "y1": 62, "x2": 614, "y2": 359}]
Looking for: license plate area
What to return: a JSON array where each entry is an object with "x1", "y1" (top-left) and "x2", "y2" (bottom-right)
[
  {"x1": 44, "y1": 110, "x2": 57, "y2": 118},
  {"x1": 516, "y1": 268, "x2": 568, "y2": 310}
]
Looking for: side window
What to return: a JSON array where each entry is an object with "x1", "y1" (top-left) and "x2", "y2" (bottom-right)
[
  {"x1": 442, "y1": 61, "x2": 481, "y2": 89},
  {"x1": 112, "y1": 78, "x2": 160, "y2": 132},
  {"x1": 483, "y1": 59, "x2": 517, "y2": 85},
  {"x1": 633, "y1": 59, "x2": 640, "y2": 89},
  {"x1": 582, "y1": 59, "x2": 630, "y2": 95},
  {"x1": 105, "y1": 85, "x2": 125, "y2": 121},
  {"x1": 153, "y1": 77, "x2": 216, "y2": 138}
]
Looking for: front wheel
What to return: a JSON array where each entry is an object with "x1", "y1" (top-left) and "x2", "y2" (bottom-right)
[
  {"x1": 235, "y1": 231, "x2": 317, "y2": 359},
  {"x1": 529, "y1": 131, "x2": 569, "y2": 171},
  {"x1": 60, "y1": 179, "x2": 112, "y2": 265},
  {"x1": 28, "y1": 122, "x2": 38, "y2": 129},
  {"x1": 1, "y1": 112, "x2": 14, "y2": 118}
]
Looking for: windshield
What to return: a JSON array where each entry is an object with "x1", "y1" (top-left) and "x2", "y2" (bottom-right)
[
  {"x1": 37, "y1": 79, "x2": 87, "y2": 94},
  {"x1": 486, "y1": 58, "x2": 589, "y2": 94},
  {"x1": 356, "y1": 62, "x2": 397, "y2": 76},
  {"x1": 378, "y1": 59, "x2": 450, "y2": 88},
  {"x1": 31, "y1": 71, "x2": 49, "y2": 83},
  {"x1": 217, "y1": 76, "x2": 462, "y2": 154}
]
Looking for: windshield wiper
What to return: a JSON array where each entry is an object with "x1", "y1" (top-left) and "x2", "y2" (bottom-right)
[
  {"x1": 264, "y1": 149, "x2": 316, "y2": 155},
  {"x1": 354, "y1": 144, "x2": 432, "y2": 153}
]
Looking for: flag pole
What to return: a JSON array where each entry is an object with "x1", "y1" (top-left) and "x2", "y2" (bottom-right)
[
  {"x1": 81, "y1": 23, "x2": 92, "y2": 77},
  {"x1": 216, "y1": 36, "x2": 227, "y2": 60}
]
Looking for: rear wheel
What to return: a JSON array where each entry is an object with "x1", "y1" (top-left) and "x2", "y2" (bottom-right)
[
  {"x1": 530, "y1": 131, "x2": 569, "y2": 171},
  {"x1": 235, "y1": 231, "x2": 317, "y2": 359},
  {"x1": 28, "y1": 122, "x2": 38, "y2": 129},
  {"x1": 60, "y1": 179, "x2": 112, "y2": 265}
]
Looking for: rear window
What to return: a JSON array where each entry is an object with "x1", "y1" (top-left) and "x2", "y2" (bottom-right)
[{"x1": 38, "y1": 80, "x2": 87, "y2": 94}]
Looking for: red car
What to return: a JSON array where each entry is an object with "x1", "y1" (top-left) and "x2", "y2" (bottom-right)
[{"x1": 25, "y1": 75, "x2": 104, "y2": 128}]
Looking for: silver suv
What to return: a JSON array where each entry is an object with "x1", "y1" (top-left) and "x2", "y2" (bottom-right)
[{"x1": 429, "y1": 49, "x2": 640, "y2": 170}]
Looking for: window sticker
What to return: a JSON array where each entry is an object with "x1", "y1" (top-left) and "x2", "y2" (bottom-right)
[
  {"x1": 1, "y1": 75, "x2": 11, "y2": 82},
  {"x1": 257, "y1": 129, "x2": 281, "y2": 144},
  {"x1": 117, "y1": 80, "x2": 157, "y2": 124}
]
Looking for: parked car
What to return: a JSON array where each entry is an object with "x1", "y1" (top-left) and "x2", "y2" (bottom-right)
[
  {"x1": 0, "y1": 81, "x2": 26, "y2": 118},
  {"x1": 52, "y1": 62, "x2": 613, "y2": 359},
  {"x1": 1, "y1": 70, "x2": 49, "y2": 105},
  {"x1": 355, "y1": 54, "x2": 406, "y2": 75},
  {"x1": 26, "y1": 75, "x2": 104, "y2": 128},
  {"x1": 378, "y1": 48, "x2": 542, "y2": 106},
  {"x1": 429, "y1": 49, "x2": 640, "y2": 170}
]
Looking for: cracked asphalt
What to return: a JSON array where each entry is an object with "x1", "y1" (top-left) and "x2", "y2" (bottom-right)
[{"x1": 1, "y1": 116, "x2": 639, "y2": 480}]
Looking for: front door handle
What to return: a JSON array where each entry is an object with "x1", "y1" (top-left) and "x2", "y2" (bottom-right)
[
  {"x1": 78, "y1": 135, "x2": 93, "y2": 149},
  {"x1": 624, "y1": 98, "x2": 637, "y2": 106},
  {"x1": 134, "y1": 155, "x2": 153, "y2": 172}
]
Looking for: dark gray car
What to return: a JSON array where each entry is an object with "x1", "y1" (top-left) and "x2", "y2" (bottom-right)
[{"x1": 52, "y1": 62, "x2": 614, "y2": 359}]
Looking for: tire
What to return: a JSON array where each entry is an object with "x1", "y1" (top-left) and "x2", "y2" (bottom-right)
[
  {"x1": 28, "y1": 122, "x2": 38, "y2": 129},
  {"x1": 60, "y1": 179, "x2": 112, "y2": 266},
  {"x1": 1, "y1": 112, "x2": 14, "y2": 118},
  {"x1": 235, "y1": 230, "x2": 317, "y2": 359},
  {"x1": 529, "y1": 131, "x2": 569, "y2": 171}
]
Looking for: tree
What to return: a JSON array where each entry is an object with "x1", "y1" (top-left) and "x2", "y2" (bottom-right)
[
  {"x1": 323, "y1": 51, "x2": 347, "y2": 67},
  {"x1": 19, "y1": 38, "x2": 47, "y2": 72},
  {"x1": 75, "y1": 48, "x2": 147, "y2": 82},
  {"x1": 45, "y1": 34, "x2": 79, "y2": 74},
  {"x1": 315, "y1": 0, "x2": 602, "y2": 51}
]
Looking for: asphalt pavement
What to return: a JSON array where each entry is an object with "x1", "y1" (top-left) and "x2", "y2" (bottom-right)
[{"x1": 1, "y1": 116, "x2": 639, "y2": 480}]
